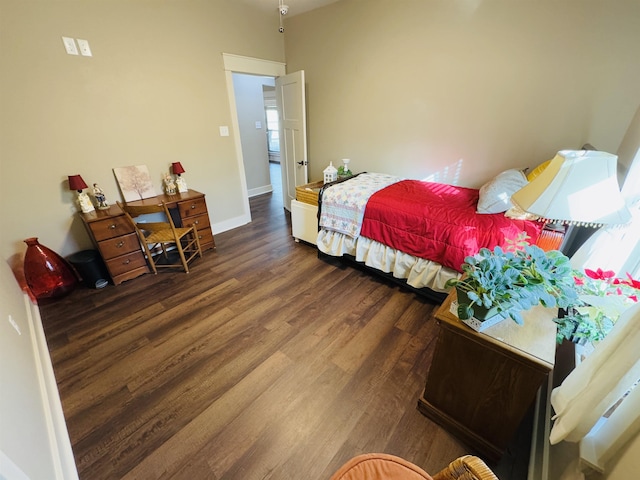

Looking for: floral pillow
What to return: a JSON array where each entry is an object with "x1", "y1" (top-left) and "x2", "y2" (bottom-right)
[{"x1": 476, "y1": 169, "x2": 528, "y2": 214}]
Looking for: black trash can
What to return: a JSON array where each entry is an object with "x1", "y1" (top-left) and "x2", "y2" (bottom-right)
[{"x1": 67, "y1": 250, "x2": 109, "y2": 289}]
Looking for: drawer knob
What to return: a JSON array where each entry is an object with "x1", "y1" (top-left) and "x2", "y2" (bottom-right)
[
  {"x1": 123, "y1": 259, "x2": 131, "y2": 265},
  {"x1": 190, "y1": 204, "x2": 196, "y2": 209},
  {"x1": 109, "y1": 224, "x2": 117, "y2": 230},
  {"x1": 193, "y1": 220, "x2": 199, "y2": 225},
  {"x1": 116, "y1": 241, "x2": 125, "y2": 248}
]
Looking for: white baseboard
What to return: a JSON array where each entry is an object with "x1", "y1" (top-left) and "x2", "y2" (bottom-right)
[
  {"x1": 212, "y1": 212, "x2": 252, "y2": 235},
  {"x1": 247, "y1": 184, "x2": 273, "y2": 198}
]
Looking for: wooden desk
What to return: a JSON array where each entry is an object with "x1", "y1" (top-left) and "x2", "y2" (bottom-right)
[
  {"x1": 417, "y1": 291, "x2": 556, "y2": 462},
  {"x1": 80, "y1": 189, "x2": 214, "y2": 285}
]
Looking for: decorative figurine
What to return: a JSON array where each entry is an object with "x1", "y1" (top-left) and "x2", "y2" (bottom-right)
[
  {"x1": 92, "y1": 183, "x2": 110, "y2": 209},
  {"x1": 164, "y1": 173, "x2": 177, "y2": 195},
  {"x1": 324, "y1": 161, "x2": 338, "y2": 184}
]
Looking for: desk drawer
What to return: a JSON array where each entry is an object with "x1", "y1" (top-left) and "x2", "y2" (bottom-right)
[
  {"x1": 182, "y1": 213, "x2": 210, "y2": 230},
  {"x1": 196, "y1": 226, "x2": 214, "y2": 247},
  {"x1": 105, "y1": 251, "x2": 148, "y2": 277},
  {"x1": 90, "y1": 215, "x2": 134, "y2": 241},
  {"x1": 178, "y1": 197, "x2": 208, "y2": 218},
  {"x1": 98, "y1": 232, "x2": 141, "y2": 260}
]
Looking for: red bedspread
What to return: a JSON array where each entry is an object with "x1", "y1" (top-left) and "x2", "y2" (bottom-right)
[{"x1": 360, "y1": 180, "x2": 543, "y2": 273}]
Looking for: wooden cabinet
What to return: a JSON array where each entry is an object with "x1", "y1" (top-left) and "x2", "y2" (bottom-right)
[
  {"x1": 79, "y1": 189, "x2": 215, "y2": 285},
  {"x1": 417, "y1": 291, "x2": 557, "y2": 463},
  {"x1": 80, "y1": 205, "x2": 150, "y2": 285}
]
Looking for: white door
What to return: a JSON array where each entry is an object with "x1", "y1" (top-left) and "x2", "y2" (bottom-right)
[{"x1": 276, "y1": 70, "x2": 308, "y2": 211}]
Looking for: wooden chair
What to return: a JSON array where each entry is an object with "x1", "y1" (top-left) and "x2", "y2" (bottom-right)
[
  {"x1": 431, "y1": 455, "x2": 498, "y2": 480},
  {"x1": 329, "y1": 453, "x2": 498, "y2": 480},
  {"x1": 117, "y1": 201, "x2": 202, "y2": 274}
]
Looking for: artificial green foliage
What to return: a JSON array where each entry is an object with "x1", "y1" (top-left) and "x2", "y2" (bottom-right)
[
  {"x1": 337, "y1": 165, "x2": 352, "y2": 177},
  {"x1": 445, "y1": 237, "x2": 578, "y2": 325},
  {"x1": 553, "y1": 310, "x2": 612, "y2": 344}
]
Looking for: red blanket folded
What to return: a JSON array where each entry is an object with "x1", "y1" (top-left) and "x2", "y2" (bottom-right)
[{"x1": 360, "y1": 180, "x2": 543, "y2": 272}]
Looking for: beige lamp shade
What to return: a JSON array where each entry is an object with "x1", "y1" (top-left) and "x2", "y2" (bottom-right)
[{"x1": 511, "y1": 150, "x2": 631, "y2": 226}]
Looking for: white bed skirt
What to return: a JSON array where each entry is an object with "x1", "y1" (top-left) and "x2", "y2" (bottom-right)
[{"x1": 316, "y1": 229, "x2": 460, "y2": 293}]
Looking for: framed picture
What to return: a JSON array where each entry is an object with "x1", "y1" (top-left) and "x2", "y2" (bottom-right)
[{"x1": 113, "y1": 165, "x2": 157, "y2": 202}]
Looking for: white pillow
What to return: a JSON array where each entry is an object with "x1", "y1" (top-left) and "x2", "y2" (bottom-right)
[{"x1": 477, "y1": 169, "x2": 528, "y2": 214}]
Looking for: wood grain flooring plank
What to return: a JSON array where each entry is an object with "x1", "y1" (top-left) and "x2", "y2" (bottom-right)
[
  {"x1": 209, "y1": 361, "x2": 352, "y2": 480},
  {"x1": 121, "y1": 351, "x2": 294, "y2": 480},
  {"x1": 330, "y1": 291, "x2": 416, "y2": 373}
]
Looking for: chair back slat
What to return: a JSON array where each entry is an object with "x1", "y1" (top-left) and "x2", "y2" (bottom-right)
[
  {"x1": 136, "y1": 221, "x2": 171, "y2": 233},
  {"x1": 120, "y1": 203, "x2": 164, "y2": 217}
]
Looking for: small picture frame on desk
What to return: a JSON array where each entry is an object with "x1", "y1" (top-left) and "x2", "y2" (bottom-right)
[{"x1": 113, "y1": 165, "x2": 157, "y2": 202}]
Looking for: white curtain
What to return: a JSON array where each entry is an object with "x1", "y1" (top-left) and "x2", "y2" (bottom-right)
[{"x1": 549, "y1": 302, "x2": 640, "y2": 446}]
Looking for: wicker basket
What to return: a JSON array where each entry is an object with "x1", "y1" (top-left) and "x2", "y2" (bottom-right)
[{"x1": 295, "y1": 180, "x2": 324, "y2": 206}]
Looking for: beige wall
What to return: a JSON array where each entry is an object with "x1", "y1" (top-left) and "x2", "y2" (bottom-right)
[
  {"x1": 284, "y1": 0, "x2": 640, "y2": 187},
  {"x1": 0, "y1": 0, "x2": 285, "y2": 259}
]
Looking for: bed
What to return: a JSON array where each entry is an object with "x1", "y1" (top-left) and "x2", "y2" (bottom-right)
[{"x1": 316, "y1": 171, "x2": 544, "y2": 303}]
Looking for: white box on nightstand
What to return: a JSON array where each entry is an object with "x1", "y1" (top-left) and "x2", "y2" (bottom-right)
[{"x1": 291, "y1": 199, "x2": 318, "y2": 245}]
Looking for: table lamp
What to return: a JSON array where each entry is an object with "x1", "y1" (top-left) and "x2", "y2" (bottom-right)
[
  {"x1": 68, "y1": 174, "x2": 94, "y2": 213},
  {"x1": 172, "y1": 162, "x2": 188, "y2": 193},
  {"x1": 511, "y1": 150, "x2": 631, "y2": 254}
]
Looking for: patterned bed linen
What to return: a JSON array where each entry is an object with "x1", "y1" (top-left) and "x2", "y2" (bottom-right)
[{"x1": 318, "y1": 173, "x2": 401, "y2": 237}]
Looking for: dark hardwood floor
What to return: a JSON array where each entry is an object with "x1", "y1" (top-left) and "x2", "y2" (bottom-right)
[{"x1": 40, "y1": 187, "x2": 529, "y2": 479}]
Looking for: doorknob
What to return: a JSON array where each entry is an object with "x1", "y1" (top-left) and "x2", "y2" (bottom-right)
[{"x1": 297, "y1": 161, "x2": 308, "y2": 166}]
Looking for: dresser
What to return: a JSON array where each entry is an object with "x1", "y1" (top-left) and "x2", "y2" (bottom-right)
[
  {"x1": 80, "y1": 189, "x2": 214, "y2": 285},
  {"x1": 417, "y1": 290, "x2": 557, "y2": 462}
]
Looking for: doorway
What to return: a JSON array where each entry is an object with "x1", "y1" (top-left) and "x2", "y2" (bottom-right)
[
  {"x1": 222, "y1": 53, "x2": 287, "y2": 225},
  {"x1": 231, "y1": 73, "x2": 281, "y2": 203}
]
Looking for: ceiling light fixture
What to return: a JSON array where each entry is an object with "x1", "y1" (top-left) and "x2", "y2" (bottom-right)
[{"x1": 278, "y1": 0, "x2": 289, "y2": 33}]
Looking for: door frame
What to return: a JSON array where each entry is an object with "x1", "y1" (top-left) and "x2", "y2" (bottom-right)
[{"x1": 223, "y1": 53, "x2": 286, "y2": 223}]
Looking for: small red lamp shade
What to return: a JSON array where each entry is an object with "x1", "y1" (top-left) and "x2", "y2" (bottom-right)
[
  {"x1": 68, "y1": 175, "x2": 88, "y2": 192},
  {"x1": 172, "y1": 162, "x2": 186, "y2": 175}
]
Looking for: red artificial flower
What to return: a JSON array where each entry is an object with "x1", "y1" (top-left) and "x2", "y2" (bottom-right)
[
  {"x1": 621, "y1": 273, "x2": 640, "y2": 289},
  {"x1": 574, "y1": 276, "x2": 585, "y2": 286},
  {"x1": 630, "y1": 295, "x2": 638, "y2": 303},
  {"x1": 585, "y1": 268, "x2": 616, "y2": 281}
]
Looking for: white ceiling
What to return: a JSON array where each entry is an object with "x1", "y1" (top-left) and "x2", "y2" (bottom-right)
[{"x1": 239, "y1": 0, "x2": 341, "y2": 16}]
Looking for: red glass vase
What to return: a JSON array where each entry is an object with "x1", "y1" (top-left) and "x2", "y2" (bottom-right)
[{"x1": 23, "y1": 237, "x2": 77, "y2": 303}]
